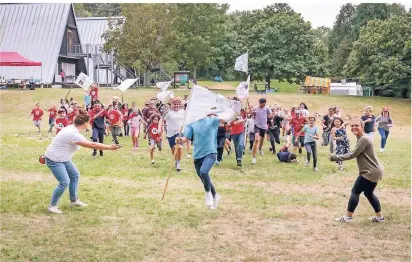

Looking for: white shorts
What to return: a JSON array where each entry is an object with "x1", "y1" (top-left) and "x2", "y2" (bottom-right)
[
  {"x1": 365, "y1": 132, "x2": 374, "y2": 142},
  {"x1": 33, "y1": 120, "x2": 41, "y2": 126}
]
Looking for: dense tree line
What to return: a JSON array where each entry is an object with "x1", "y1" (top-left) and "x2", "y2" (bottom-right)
[{"x1": 75, "y1": 3, "x2": 411, "y2": 98}]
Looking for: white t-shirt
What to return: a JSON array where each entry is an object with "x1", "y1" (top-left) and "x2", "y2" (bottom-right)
[
  {"x1": 163, "y1": 109, "x2": 185, "y2": 137},
  {"x1": 129, "y1": 114, "x2": 142, "y2": 128},
  {"x1": 246, "y1": 118, "x2": 255, "y2": 133},
  {"x1": 45, "y1": 125, "x2": 87, "y2": 162}
]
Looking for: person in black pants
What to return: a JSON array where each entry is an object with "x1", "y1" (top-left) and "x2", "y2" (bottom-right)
[
  {"x1": 88, "y1": 101, "x2": 106, "y2": 157},
  {"x1": 329, "y1": 118, "x2": 384, "y2": 223},
  {"x1": 215, "y1": 122, "x2": 227, "y2": 165}
]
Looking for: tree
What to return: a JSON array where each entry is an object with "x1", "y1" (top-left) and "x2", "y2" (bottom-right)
[
  {"x1": 103, "y1": 4, "x2": 177, "y2": 86},
  {"x1": 172, "y1": 4, "x2": 228, "y2": 82},
  {"x1": 344, "y1": 14, "x2": 411, "y2": 98},
  {"x1": 73, "y1": 3, "x2": 92, "y2": 18},
  {"x1": 83, "y1": 4, "x2": 122, "y2": 17}
]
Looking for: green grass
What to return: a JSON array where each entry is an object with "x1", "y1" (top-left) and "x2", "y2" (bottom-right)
[
  {"x1": 196, "y1": 79, "x2": 299, "y2": 93},
  {"x1": 0, "y1": 87, "x2": 410, "y2": 261}
]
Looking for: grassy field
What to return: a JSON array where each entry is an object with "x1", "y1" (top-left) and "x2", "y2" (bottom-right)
[{"x1": 0, "y1": 86, "x2": 410, "y2": 261}]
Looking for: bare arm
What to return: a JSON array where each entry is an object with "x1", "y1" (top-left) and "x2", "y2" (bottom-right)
[{"x1": 76, "y1": 141, "x2": 121, "y2": 150}]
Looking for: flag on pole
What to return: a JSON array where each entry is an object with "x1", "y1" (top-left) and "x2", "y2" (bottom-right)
[
  {"x1": 115, "y1": 78, "x2": 137, "y2": 93},
  {"x1": 236, "y1": 75, "x2": 250, "y2": 99},
  {"x1": 234, "y1": 53, "x2": 248, "y2": 73},
  {"x1": 183, "y1": 85, "x2": 241, "y2": 126},
  {"x1": 156, "y1": 90, "x2": 174, "y2": 103},
  {"x1": 156, "y1": 80, "x2": 172, "y2": 91},
  {"x1": 75, "y1": 72, "x2": 94, "y2": 91}
]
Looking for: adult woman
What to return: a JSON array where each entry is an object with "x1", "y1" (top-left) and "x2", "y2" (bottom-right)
[
  {"x1": 361, "y1": 106, "x2": 376, "y2": 141},
  {"x1": 45, "y1": 110, "x2": 121, "y2": 214},
  {"x1": 331, "y1": 117, "x2": 350, "y2": 171},
  {"x1": 375, "y1": 106, "x2": 393, "y2": 153}
]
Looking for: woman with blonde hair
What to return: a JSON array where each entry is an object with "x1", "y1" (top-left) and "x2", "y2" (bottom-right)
[{"x1": 361, "y1": 106, "x2": 376, "y2": 141}]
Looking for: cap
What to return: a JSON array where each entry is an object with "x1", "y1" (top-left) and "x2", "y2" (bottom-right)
[{"x1": 259, "y1": 98, "x2": 266, "y2": 103}]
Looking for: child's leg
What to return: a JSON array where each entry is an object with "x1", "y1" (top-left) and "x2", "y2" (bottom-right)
[
  {"x1": 304, "y1": 143, "x2": 312, "y2": 162},
  {"x1": 312, "y1": 142, "x2": 317, "y2": 168}
]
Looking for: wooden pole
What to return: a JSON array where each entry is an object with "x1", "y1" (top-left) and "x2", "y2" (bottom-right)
[{"x1": 64, "y1": 83, "x2": 75, "y2": 101}]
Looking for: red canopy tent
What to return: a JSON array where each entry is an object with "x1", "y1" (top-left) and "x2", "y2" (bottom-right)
[{"x1": 0, "y1": 51, "x2": 42, "y2": 84}]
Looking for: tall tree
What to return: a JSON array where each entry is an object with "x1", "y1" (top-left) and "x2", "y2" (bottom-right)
[
  {"x1": 344, "y1": 14, "x2": 411, "y2": 98},
  {"x1": 172, "y1": 4, "x2": 228, "y2": 82},
  {"x1": 83, "y1": 3, "x2": 122, "y2": 17},
  {"x1": 73, "y1": 3, "x2": 92, "y2": 17}
]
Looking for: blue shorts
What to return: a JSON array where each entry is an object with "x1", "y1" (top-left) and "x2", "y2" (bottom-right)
[{"x1": 167, "y1": 134, "x2": 182, "y2": 149}]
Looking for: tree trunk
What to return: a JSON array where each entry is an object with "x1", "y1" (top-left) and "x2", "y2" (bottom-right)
[
  {"x1": 192, "y1": 66, "x2": 197, "y2": 84},
  {"x1": 143, "y1": 70, "x2": 150, "y2": 86}
]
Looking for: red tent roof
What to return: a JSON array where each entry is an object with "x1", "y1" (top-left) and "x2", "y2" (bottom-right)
[{"x1": 0, "y1": 52, "x2": 42, "y2": 66}]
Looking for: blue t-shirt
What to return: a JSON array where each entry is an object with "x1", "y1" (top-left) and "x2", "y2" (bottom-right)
[
  {"x1": 84, "y1": 95, "x2": 91, "y2": 106},
  {"x1": 277, "y1": 152, "x2": 291, "y2": 162},
  {"x1": 184, "y1": 117, "x2": 220, "y2": 160},
  {"x1": 302, "y1": 124, "x2": 318, "y2": 144}
]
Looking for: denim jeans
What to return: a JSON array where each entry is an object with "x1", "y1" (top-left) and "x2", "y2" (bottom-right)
[
  {"x1": 46, "y1": 157, "x2": 80, "y2": 205},
  {"x1": 231, "y1": 133, "x2": 245, "y2": 160},
  {"x1": 378, "y1": 128, "x2": 389, "y2": 149},
  {"x1": 193, "y1": 153, "x2": 216, "y2": 197}
]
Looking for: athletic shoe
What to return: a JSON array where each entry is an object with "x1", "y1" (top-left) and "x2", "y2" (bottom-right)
[
  {"x1": 48, "y1": 205, "x2": 62, "y2": 214},
  {"x1": 305, "y1": 160, "x2": 309, "y2": 167},
  {"x1": 338, "y1": 165, "x2": 344, "y2": 171},
  {"x1": 151, "y1": 160, "x2": 155, "y2": 165},
  {"x1": 187, "y1": 154, "x2": 191, "y2": 159},
  {"x1": 299, "y1": 148, "x2": 302, "y2": 154},
  {"x1": 237, "y1": 160, "x2": 242, "y2": 166},
  {"x1": 269, "y1": 147, "x2": 273, "y2": 152},
  {"x1": 251, "y1": 157, "x2": 256, "y2": 164},
  {"x1": 92, "y1": 151, "x2": 97, "y2": 157},
  {"x1": 176, "y1": 162, "x2": 181, "y2": 172},
  {"x1": 260, "y1": 150, "x2": 264, "y2": 156},
  {"x1": 369, "y1": 216, "x2": 385, "y2": 223},
  {"x1": 380, "y1": 148, "x2": 384, "y2": 153},
  {"x1": 99, "y1": 151, "x2": 103, "y2": 156},
  {"x1": 215, "y1": 160, "x2": 220, "y2": 166},
  {"x1": 314, "y1": 167, "x2": 319, "y2": 172},
  {"x1": 335, "y1": 215, "x2": 352, "y2": 222},
  {"x1": 210, "y1": 194, "x2": 221, "y2": 210},
  {"x1": 70, "y1": 199, "x2": 88, "y2": 207},
  {"x1": 205, "y1": 191, "x2": 214, "y2": 207}
]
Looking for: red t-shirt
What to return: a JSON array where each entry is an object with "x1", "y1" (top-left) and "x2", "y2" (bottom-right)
[
  {"x1": 48, "y1": 109, "x2": 57, "y2": 119},
  {"x1": 31, "y1": 108, "x2": 44, "y2": 121},
  {"x1": 88, "y1": 108, "x2": 106, "y2": 124},
  {"x1": 230, "y1": 119, "x2": 245, "y2": 135},
  {"x1": 148, "y1": 123, "x2": 162, "y2": 142},
  {"x1": 68, "y1": 109, "x2": 78, "y2": 124},
  {"x1": 290, "y1": 117, "x2": 306, "y2": 137},
  {"x1": 89, "y1": 87, "x2": 99, "y2": 100},
  {"x1": 121, "y1": 108, "x2": 129, "y2": 122},
  {"x1": 55, "y1": 118, "x2": 69, "y2": 134},
  {"x1": 106, "y1": 109, "x2": 122, "y2": 126}
]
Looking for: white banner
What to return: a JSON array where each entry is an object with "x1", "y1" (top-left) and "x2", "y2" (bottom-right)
[
  {"x1": 75, "y1": 72, "x2": 94, "y2": 91},
  {"x1": 156, "y1": 80, "x2": 172, "y2": 91},
  {"x1": 236, "y1": 75, "x2": 250, "y2": 99},
  {"x1": 116, "y1": 78, "x2": 137, "y2": 92},
  {"x1": 183, "y1": 85, "x2": 241, "y2": 126},
  {"x1": 156, "y1": 90, "x2": 174, "y2": 103},
  {"x1": 234, "y1": 53, "x2": 248, "y2": 73}
]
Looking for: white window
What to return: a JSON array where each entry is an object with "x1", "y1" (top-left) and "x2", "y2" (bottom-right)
[{"x1": 62, "y1": 62, "x2": 76, "y2": 76}]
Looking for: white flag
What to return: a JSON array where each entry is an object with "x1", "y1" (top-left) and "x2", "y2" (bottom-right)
[
  {"x1": 156, "y1": 90, "x2": 174, "y2": 103},
  {"x1": 234, "y1": 53, "x2": 248, "y2": 73},
  {"x1": 183, "y1": 85, "x2": 241, "y2": 126},
  {"x1": 75, "y1": 72, "x2": 94, "y2": 91},
  {"x1": 156, "y1": 80, "x2": 172, "y2": 91},
  {"x1": 115, "y1": 78, "x2": 137, "y2": 92},
  {"x1": 236, "y1": 75, "x2": 250, "y2": 99}
]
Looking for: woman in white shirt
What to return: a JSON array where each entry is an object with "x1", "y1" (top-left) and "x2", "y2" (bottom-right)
[{"x1": 44, "y1": 110, "x2": 121, "y2": 214}]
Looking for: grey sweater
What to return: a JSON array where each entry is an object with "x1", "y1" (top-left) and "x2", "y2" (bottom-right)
[{"x1": 330, "y1": 135, "x2": 383, "y2": 183}]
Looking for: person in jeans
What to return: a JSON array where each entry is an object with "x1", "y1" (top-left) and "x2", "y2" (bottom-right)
[
  {"x1": 321, "y1": 107, "x2": 335, "y2": 153},
  {"x1": 361, "y1": 106, "x2": 376, "y2": 141},
  {"x1": 44, "y1": 110, "x2": 120, "y2": 214},
  {"x1": 267, "y1": 105, "x2": 283, "y2": 154},
  {"x1": 375, "y1": 106, "x2": 393, "y2": 153},
  {"x1": 230, "y1": 114, "x2": 246, "y2": 166},
  {"x1": 250, "y1": 98, "x2": 272, "y2": 164},
  {"x1": 297, "y1": 116, "x2": 319, "y2": 171},
  {"x1": 177, "y1": 115, "x2": 223, "y2": 210},
  {"x1": 330, "y1": 118, "x2": 384, "y2": 223}
]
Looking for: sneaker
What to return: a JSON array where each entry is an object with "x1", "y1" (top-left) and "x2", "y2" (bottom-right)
[
  {"x1": 269, "y1": 147, "x2": 273, "y2": 152},
  {"x1": 380, "y1": 148, "x2": 384, "y2": 153},
  {"x1": 369, "y1": 216, "x2": 385, "y2": 223},
  {"x1": 215, "y1": 160, "x2": 220, "y2": 166},
  {"x1": 187, "y1": 154, "x2": 191, "y2": 159},
  {"x1": 176, "y1": 162, "x2": 181, "y2": 172},
  {"x1": 251, "y1": 157, "x2": 256, "y2": 164},
  {"x1": 338, "y1": 165, "x2": 344, "y2": 171},
  {"x1": 92, "y1": 151, "x2": 97, "y2": 157},
  {"x1": 305, "y1": 160, "x2": 309, "y2": 167},
  {"x1": 151, "y1": 160, "x2": 155, "y2": 165},
  {"x1": 70, "y1": 199, "x2": 88, "y2": 207},
  {"x1": 335, "y1": 215, "x2": 352, "y2": 222},
  {"x1": 299, "y1": 148, "x2": 302, "y2": 154},
  {"x1": 210, "y1": 194, "x2": 221, "y2": 210},
  {"x1": 48, "y1": 205, "x2": 62, "y2": 214},
  {"x1": 205, "y1": 191, "x2": 214, "y2": 207},
  {"x1": 260, "y1": 150, "x2": 264, "y2": 156},
  {"x1": 237, "y1": 160, "x2": 242, "y2": 166},
  {"x1": 314, "y1": 167, "x2": 319, "y2": 172},
  {"x1": 99, "y1": 151, "x2": 103, "y2": 156}
]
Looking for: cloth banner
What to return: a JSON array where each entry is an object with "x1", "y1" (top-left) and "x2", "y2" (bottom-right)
[
  {"x1": 75, "y1": 72, "x2": 94, "y2": 91},
  {"x1": 183, "y1": 85, "x2": 241, "y2": 126},
  {"x1": 236, "y1": 75, "x2": 250, "y2": 99},
  {"x1": 156, "y1": 90, "x2": 174, "y2": 103},
  {"x1": 156, "y1": 80, "x2": 172, "y2": 91},
  {"x1": 116, "y1": 78, "x2": 137, "y2": 92},
  {"x1": 234, "y1": 53, "x2": 248, "y2": 73}
]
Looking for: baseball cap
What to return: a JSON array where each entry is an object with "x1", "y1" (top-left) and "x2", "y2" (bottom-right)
[{"x1": 259, "y1": 98, "x2": 266, "y2": 103}]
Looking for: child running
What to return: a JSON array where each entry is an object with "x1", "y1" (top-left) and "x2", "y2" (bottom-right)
[
  {"x1": 88, "y1": 101, "x2": 107, "y2": 157},
  {"x1": 47, "y1": 106, "x2": 57, "y2": 133},
  {"x1": 297, "y1": 116, "x2": 319, "y2": 171},
  {"x1": 148, "y1": 114, "x2": 163, "y2": 164},
  {"x1": 245, "y1": 113, "x2": 255, "y2": 153},
  {"x1": 215, "y1": 122, "x2": 228, "y2": 165},
  {"x1": 375, "y1": 106, "x2": 393, "y2": 153},
  {"x1": 29, "y1": 103, "x2": 44, "y2": 132},
  {"x1": 55, "y1": 109, "x2": 69, "y2": 134},
  {"x1": 106, "y1": 104, "x2": 123, "y2": 145},
  {"x1": 121, "y1": 103, "x2": 129, "y2": 137},
  {"x1": 128, "y1": 107, "x2": 142, "y2": 151},
  {"x1": 331, "y1": 117, "x2": 350, "y2": 171},
  {"x1": 290, "y1": 109, "x2": 306, "y2": 154}
]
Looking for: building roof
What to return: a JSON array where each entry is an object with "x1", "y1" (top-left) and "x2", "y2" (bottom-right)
[
  {"x1": 0, "y1": 52, "x2": 42, "y2": 66},
  {"x1": 76, "y1": 17, "x2": 124, "y2": 46},
  {"x1": 0, "y1": 3, "x2": 71, "y2": 83}
]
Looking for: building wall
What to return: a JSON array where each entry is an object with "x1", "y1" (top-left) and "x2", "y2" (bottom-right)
[{"x1": 59, "y1": 5, "x2": 81, "y2": 56}]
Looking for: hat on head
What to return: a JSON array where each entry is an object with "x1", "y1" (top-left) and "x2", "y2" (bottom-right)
[{"x1": 259, "y1": 98, "x2": 266, "y2": 103}]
